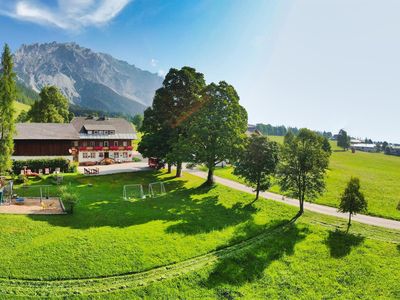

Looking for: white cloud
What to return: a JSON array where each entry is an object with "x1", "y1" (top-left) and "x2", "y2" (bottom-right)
[
  {"x1": 0, "y1": 0, "x2": 132, "y2": 30},
  {"x1": 150, "y1": 58, "x2": 158, "y2": 67},
  {"x1": 157, "y1": 69, "x2": 165, "y2": 77}
]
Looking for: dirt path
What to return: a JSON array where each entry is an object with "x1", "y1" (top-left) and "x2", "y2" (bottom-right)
[{"x1": 185, "y1": 169, "x2": 400, "y2": 230}]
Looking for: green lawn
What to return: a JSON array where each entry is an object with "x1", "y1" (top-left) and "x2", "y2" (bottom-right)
[
  {"x1": 14, "y1": 101, "x2": 30, "y2": 116},
  {"x1": 205, "y1": 136, "x2": 400, "y2": 221},
  {"x1": 0, "y1": 171, "x2": 399, "y2": 298}
]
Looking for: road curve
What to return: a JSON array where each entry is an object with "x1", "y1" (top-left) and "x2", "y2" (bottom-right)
[{"x1": 185, "y1": 168, "x2": 400, "y2": 230}]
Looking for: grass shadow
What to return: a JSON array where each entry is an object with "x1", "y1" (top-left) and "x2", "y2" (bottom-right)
[
  {"x1": 206, "y1": 220, "x2": 308, "y2": 288},
  {"x1": 325, "y1": 230, "x2": 365, "y2": 258},
  {"x1": 24, "y1": 171, "x2": 256, "y2": 235}
]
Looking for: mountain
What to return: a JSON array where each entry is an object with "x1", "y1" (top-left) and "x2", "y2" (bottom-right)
[{"x1": 13, "y1": 42, "x2": 163, "y2": 115}]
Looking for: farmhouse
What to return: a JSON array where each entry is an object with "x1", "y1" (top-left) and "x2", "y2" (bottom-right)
[
  {"x1": 351, "y1": 143, "x2": 377, "y2": 152},
  {"x1": 13, "y1": 117, "x2": 137, "y2": 165}
]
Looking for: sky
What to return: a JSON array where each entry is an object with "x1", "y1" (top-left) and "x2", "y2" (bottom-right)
[{"x1": 0, "y1": 0, "x2": 399, "y2": 142}]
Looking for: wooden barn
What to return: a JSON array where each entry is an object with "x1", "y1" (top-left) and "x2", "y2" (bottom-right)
[{"x1": 13, "y1": 117, "x2": 137, "y2": 165}]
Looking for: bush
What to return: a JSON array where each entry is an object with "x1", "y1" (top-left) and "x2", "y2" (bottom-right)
[
  {"x1": 68, "y1": 162, "x2": 79, "y2": 173},
  {"x1": 132, "y1": 157, "x2": 141, "y2": 162},
  {"x1": 59, "y1": 186, "x2": 79, "y2": 214},
  {"x1": 16, "y1": 174, "x2": 29, "y2": 185},
  {"x1": 12, "y1": 158, "x2": 72, "y2": 174}
]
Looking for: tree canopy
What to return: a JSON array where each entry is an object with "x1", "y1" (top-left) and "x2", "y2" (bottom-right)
[
  {"x1": 186, "y1": 81, "x2": 248, "y2": 185},
  {"x1": 139, "y1": 67, "x2": 206, "y2": 176},
  {"x1": 234, "y1": 134, "x2": 280, "y2": 201},
  {"x1": 278, "y1": 128, "x2": 331, "y2": 215},
  {"x1": 0, "y1": 44, "x2": 17, "y2": 174},
  {"x1": 28, "y1": 86, "x2": 71, "y2": 123},
  {"x1": 338, "y1": 177, "x2": 367, "y2": 231},
  {"x1": 337, "y1": 129, "x2": 350, "y2": 151}
]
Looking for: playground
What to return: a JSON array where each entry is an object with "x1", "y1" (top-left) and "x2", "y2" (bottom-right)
[
  {"x1": 0, "y1": 183, "x2": 65, "y2": 215},
  {"x1": 0, "y1": 197, "x2": 64, "y2": 214}
]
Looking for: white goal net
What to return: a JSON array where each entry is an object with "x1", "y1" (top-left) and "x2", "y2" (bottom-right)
[
  {"x1": 148, "y1": 182, "x2": 166, "y2": 198},
  {"x1": 123, "y1": 184, "x2": 145, "y2": 200}
]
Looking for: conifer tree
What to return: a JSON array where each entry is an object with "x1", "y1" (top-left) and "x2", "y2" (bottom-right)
[{"x1": 0, "y1": 44, "x2": 17, "y2": 174}]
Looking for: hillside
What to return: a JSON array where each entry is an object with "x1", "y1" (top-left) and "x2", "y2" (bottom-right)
[
  {"x1": 14, "y1": 101, "x2": 30, "y2": 116},
  {"x1": 207, "y1": 136, "x2": 400, "y2": 220},
  {"x1": 13, "y1": 42, "x2": 163, "y2": 115}
]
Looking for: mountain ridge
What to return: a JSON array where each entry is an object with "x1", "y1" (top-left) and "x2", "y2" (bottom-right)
[{"x1": 13, "y1": 42, "x2": 163, "y2": 115}]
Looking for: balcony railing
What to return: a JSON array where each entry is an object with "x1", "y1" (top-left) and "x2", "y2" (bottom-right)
[{"x1": 78, "y1": 146, "x2": 133, "y2": 151}]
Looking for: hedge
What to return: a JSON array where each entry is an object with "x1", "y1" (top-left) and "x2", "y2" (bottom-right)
[{"x1": 12, "y1": 158, "x2": 73, "y2": 174}]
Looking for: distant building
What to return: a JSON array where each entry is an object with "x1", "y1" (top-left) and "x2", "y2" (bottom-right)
[
  {"x1": 246, "y1": 124, "x2": 262, "y2": 137},
  {"x1": 385, "y1": 146, "x2": 400, "y2": 156},
  {"x1": 12, "y1": 117, "x2": 137, "y2": 165},
  {"x1": 351, "y1": 143, "x2": 377, "y2": 153}
]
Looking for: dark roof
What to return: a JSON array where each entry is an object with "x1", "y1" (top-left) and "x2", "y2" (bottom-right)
[
  {"x1": 83, "y1": 124, "x2": 116, "y2": 131},
  {"x1": 15, "y1": 123, "x2": 79, "y2": 140},
  {"x1": 246, "y1": 124, "x2": 262, "y2": 137},
  {"x1": 71, "y1": 117, "x2": 135, "y2": 134}
]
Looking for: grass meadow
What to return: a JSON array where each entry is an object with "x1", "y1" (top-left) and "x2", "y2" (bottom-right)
[
  {"x1": 205, "y1": 136, "x2": 400, "y2": 220},
  {"x1": 0, "y1": 171, "x2": 399, "y2": 298}
]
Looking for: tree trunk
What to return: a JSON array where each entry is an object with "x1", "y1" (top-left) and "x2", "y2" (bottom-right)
[
  {"x1": 206, "y1": 168, "x2": 214, "y2": 185},
  {"x1": 255, "y1": 176, "x2": 261, "y2": 200},
  {"x1": 299, "y1": 198, "x2": 304, "y2": 215},
  {"x1": 167, "y1": 163, "x2": 172, "y2": 174},
  {"x1": 347, "y1": 212, "x2": 352, "y2": 233},
  {"x1": 176, "y1": 161, "x2": 182, "y2": 177}
]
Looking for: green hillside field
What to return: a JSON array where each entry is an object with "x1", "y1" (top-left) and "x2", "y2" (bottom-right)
[
  {"x1": 14, "y1": 101, "x2": 30, "y2": 116},
  {"x1": 0, "y1": 171, "x2": 399, "y2": 298},
  {"x1": 204, "y1": 136, "x2": 400, "y2": 220}
]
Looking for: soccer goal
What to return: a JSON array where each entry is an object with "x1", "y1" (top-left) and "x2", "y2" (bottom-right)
[
  {"x1": 148, "y1": 182, "x2": 166, "y2": 198},
  {"x1": 123, "y1": 184, "x2": 145, "y2": 200}
]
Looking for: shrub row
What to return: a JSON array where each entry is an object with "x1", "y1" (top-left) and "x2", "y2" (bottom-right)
[{"x1": 12, "y1": 158, "x2": 75, "y2": 174}]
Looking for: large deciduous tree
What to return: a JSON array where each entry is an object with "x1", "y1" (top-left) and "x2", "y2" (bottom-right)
[
  {"x1": 28, "y1": 86, "x2": 71, "y2": 123},
  {"x1": 187, "y1": 81, "x2": 248, "y2": 185},
  {"x1": 139, "y1": 67, "x2": 206, "y2": 177},
  {"x1": 278, "y1": 128, "x2": 331, "y2": 216},
  {"x1": 337, "y1": 129, "x2": 350, "y2": 151},
  {"x1": 234, "y1": 134, "x2": 280, "y2": 202},
  {"x1": 0, "y1": 44, "x2": 17, "y2": 174},
  {"x1": 338, "y1": 177, "x2": 367, "y2": 232}
]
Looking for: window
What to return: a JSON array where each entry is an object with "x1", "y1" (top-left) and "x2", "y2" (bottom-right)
[
  {"x1": 90, "y1": 152, "x2": 96, "y2": 158},
  {"x1": 83, "y1": 141, "x2": 88, "y2": 147},
  {"x1": 94, "y1": 130, "x2": 98, "y2": 134},
  {"x1": 73, "y1": 141, "x2": 78, "y2": 147},
  {"x1": 99, "y1": 130, "x2": 103, "y2": 135},
  {"x1": 123, "y1": 141, "x2": 128, "y2": 147},
  {"x1": 90, "y1": 141, "x2": 95, "y2": 147},
  {"x1": 123, "y1": 152, "x2": 128, "y2": 158},
  {"x1": 114, "y1": 152, "x2": 119, "y2": 158},
  {"x1": 114, "y1": 141, "x2": 119, "y2": 147},
  {"x1": 99, "y1": 152, "x2": 104, "y2": 158},
  {"x1": 82, "y1": 152, "x2": 88, "y2": 158},
  {"x1": 104, "y1": 141, "x2": 109, "y2": 147},
  {"x1": 88, "y1": 130, "x2": 92, "y2": 135},
  {"x1": 99, "y1": 141, "x2": 104, "y2": 147}
]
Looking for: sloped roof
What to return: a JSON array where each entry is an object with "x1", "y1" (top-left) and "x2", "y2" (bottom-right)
[
  {"x1": 15, "y1": 123, "x2": 79, "y2": 140},
  {"x1": 83, "y1": 124, "x2": 116, "y2": 131},
  {"x1": 71, "y1": 117, "x2": 135, "y2": 135}
]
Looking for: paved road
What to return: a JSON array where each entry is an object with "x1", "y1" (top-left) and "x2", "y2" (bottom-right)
[
  {"x1": 185, "y1": 168, "x2": 400, "y2": 230},
  {"x1": 78, "y1": 162, "x2": 150, "y2": 175}
]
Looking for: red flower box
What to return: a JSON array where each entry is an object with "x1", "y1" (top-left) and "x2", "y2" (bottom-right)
[
  {"x1": 126, "y1": 146, "x2": 133, "y2": 150},
  {"x1": 79, "y1": 147, "x2": 87, "y2": 151},
  {"x1": 93, "y1": 146, "x2": 103, "y2": 151},
  {"x1": 109, "y1": 146, "x2": 119, "y2": 151}
]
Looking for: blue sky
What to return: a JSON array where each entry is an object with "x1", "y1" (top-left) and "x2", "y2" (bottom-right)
[{"x1": 1, "y1": 0, "x2": 399, "y2": 142}]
